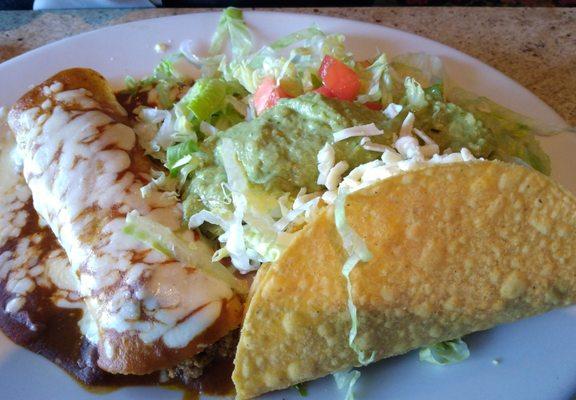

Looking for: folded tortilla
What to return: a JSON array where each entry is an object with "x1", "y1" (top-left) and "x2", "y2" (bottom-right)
[
  {"x1": 233, "y1": 160, "x2": 576, "y2": 399},
  {"x1": 8, "y1": 68, "x2": 243, "y2": 375}
]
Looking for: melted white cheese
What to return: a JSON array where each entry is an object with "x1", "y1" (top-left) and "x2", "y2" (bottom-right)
[
  {"x1": 1, "y1": 113, "x2": 89, "y2": 336},
  {"x1": 162, "y1": 301, "x2": 222, "y2": 349},
  {"x1": 12, "y1": 86, "x2": 233, "y2": 353}
]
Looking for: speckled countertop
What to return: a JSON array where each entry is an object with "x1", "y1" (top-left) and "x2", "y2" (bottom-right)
[{"x1": 0, "y1": 7, "x2": 574, "y2": 124}]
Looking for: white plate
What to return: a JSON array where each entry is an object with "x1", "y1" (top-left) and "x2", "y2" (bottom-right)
[{"x1": 1, "y1": 11, "x2": 575, "y2": 400}]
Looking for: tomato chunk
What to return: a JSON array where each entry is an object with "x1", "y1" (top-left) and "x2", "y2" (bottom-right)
[
  {"x1": 253, "y1": 77, "x2": 291, "y2": 115},
  {"x1": 318, "y1": 55, "x2": 360, "y2": 101},
  {"x1": 364, "y1": 101, "x2": 383, "y2": 110},
  {"x1": 314, "y1": 86, "x2": 335, "y2": 98}
]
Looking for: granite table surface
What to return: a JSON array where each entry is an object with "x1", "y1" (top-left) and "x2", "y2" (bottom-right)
[{"x1": 0, "y1": 7, "x2": 574, "y2": 125}]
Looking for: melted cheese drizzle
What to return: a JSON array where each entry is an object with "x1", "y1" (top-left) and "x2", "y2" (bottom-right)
[
  {"x1": 1, "y1": 106, "x2": 96, "y2": 336},
  {"x1": 12, "y1": 84, "x2": 232, "y2": 354}
]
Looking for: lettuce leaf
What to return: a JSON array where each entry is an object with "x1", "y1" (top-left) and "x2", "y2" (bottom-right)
[
  {"x1": 391, "y1": 53, "x2": 445, "y2": 88},
  {"x1": 357, "y1": 53, "x2": 395, "y2": 105},
  {"x1": 179, "y1": 78, "x2": 228, "y2": 121},
  {"x1": 403, "y1": 77, "x2": 428, "y2": 112},
  {"x1": 294, "y1": 382, "x2": 308, "y2": 397},
  {"x1": 123, "y1": 211, "x2": 248, "y2": 295},
  {"x1": 243, "y1": 226, "x2": 284, "y2": 263},
  {"x1": 124, "y1": 55, "x2": 186, "y2": 108},
  {"x1": 334, "y1": 191, "x2": 372, "y2": 262},
  {"x1": 335, "y1": 190, "x2": 375, "y2": 366},
  {"x1": 217, "y1": 26, "x2": 352, "y2": 94},
  {"x1": 219, "y1": 139, "x2": 255, "y2": 273},
  {"x1": 166, "y1": 140, "x2": 199, "y2": 176},
  {"x1": 269, "y1": 26, "x2": 323, "y2": 50},
  {"x1": 419, "y1": 338, "x2": 470, "y2": 365},
  {"x1": 210, "y1": 7, "x2": 253, "y2": 58},
  {"x1": 333, "y1": 369, "x2": 361, "y2": 400}
]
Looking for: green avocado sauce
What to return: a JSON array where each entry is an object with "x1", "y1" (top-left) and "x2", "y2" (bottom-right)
[
  {"x1": 181, "y1": 89, "x2": 550, "y2": 220},
  {"x1": 183, "y1": 92, "x2": 396, "y2": 219}
]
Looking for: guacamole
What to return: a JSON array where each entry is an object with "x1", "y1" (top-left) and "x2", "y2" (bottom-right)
[
  {"x1": 412, "y1": 91, "x2": 551, "y2": 175},
  {"x1": 183, "y1": 93, "x2": 396, "y2": 218},
  {"x1": 182, "y1": 91, "x2": 550, "y2": 220}
]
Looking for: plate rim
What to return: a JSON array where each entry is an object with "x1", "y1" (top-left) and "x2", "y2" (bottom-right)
[
  {"x1": 0, "y1": 10, "x2": 567, "y2": 127},
  {"x1": 0, "y1": 10, "x2": 574, "y2": 400}
]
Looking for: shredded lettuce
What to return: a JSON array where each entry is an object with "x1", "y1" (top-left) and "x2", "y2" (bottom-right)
[
  {"x1": 210, "y1": 7, "x2": 253, "y2": 58},
  {"x1": 333, "y1": 369, "x2": 361, "y2": 400},
  {"x1": 124, "y1": 55, "x2": 187, "y2": 108},
  {"x1": 335, "y1": 191, "x2": 375, "y2": 365},
  {"x1": 179, "y1": 39, "x2": 224, "y2": 78},
  {"x1": 188, "y1": 209, "x2": 228, "y2": 229},
  {"x1": 294, "y1": 382, "x2": 308, "y2": 397},
  {"x1": 273, "y1": 196, "x2": 320, "y2": 232},
  {"x1": 140, "y1": 170, "x2": 178, "y2": 199},
  {"x1": 167, "y1": 78, "x2": 245, "y2": 149},
  {"x1": 123, "y1": 211, "x2": 248, "y2": 295},
  {"x1": 216, "y1": 22, "x2": 351, "y2": 94},
  {"x1": 153, "y1": 57, "x2": 184, "y2": 85},
  {"x1": 200, "y1": 120, "x2": 219, "y2": 136},
  {"x1": 419, "y1": 338, "x2": 470, "y2": 365},
  {"x1": 243, "y1": 227, "x2": 284, "y2": 263},
  {"x1": 334, "y1": 191, "x2": 372, "y2": 262},
  {"x1": 357, "y1": 53, "x2": 394, "y2": 105},
  {"x1": 404, "y1": 77, "x2": 428, "y2": 112},
  {"x1": 134, "y1": 107, "x2": 174, "y2": 156},
  {"x1": 166, "y1": 140, "x2": 199, "y2": 176},
  {"x1": 178, "y1": 78, "x2": 228, "y2": 121},
  {"x1": 392, "y1": 53, "x2": 445, "y2": 88},
  {"x1": 219, "y1": 139, "x2": 256, "y2": 273},
  {"x1": 141, "y1": 76, "x2": 246, "y2": 180},
  {"x1": 269, "y1": 26, "x2": 323, "y2": 50}
]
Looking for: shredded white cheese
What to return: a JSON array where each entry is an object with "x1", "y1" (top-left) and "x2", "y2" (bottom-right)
[
  {"x1": 320, "y1": 112, "x2": 480, "y2": 204},
  {"x1": 293, "y1": 188, "x2": 321, "y2": 209},
  {"x1": 413, "y1": 128, "x2": 435, "y2": 144},
  {"x1": 333, "y1": 123, "x2": 384, "y2": 142},
  {"x1": 325, "y1": 160, "x2": 349, "y2": 191},
  {"x1": 317, "y1": 143, "x2": 335, "y2": 185},
  {"x1": 274, "y1": 196, "x2": 320, "y2": 232},
  {"x1": 360, "y1": 137, "x2": 391, "y2": 153},
  {"x1": 399, "y1": 111, "x2": 415, "y2": 137},
  {"x1": 383, "y1": 103, "x2": 403, "y2": 119}
]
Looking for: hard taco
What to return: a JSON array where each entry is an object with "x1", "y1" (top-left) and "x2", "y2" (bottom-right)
[{"x1": 233, "y1": 160, "x2": 576, "y2": 398}]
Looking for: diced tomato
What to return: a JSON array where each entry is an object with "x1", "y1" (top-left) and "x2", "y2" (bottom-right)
[
  {"x1": 314, "y1": 85, "x2": 335, "y2": 98},
  {"x1": 253, "y1": 77, "x2": 291, "y2": 115},
  {"x1": 364, "y1": 101, "x2": 383, "y2": 110},
  {"x1": 318, "y1": 55, "x2": 360, "y2": 101}
]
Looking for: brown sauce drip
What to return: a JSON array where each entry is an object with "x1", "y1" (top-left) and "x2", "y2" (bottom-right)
[
  {"x1": 0, "y1": 279, "x2": 236, "y2": 398},
  {"x1": 115, "y1": 90, "x2": 151, "y2": 117}
]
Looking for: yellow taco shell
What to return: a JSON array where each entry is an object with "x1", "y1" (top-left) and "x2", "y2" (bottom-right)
[{"x1": 233, "y1": 160, "x2": 576, "y2": 399}]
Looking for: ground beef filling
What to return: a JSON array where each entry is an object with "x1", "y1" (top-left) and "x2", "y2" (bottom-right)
[{"x1": 166, "y1": 330, "x2": 238, "y2": 385}]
